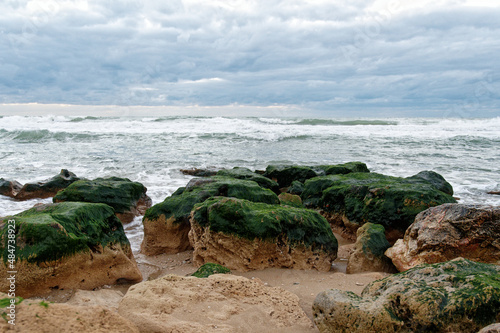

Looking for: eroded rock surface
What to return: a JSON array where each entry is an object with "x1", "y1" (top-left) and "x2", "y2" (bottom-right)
[{"x1": 386, "y1": 203, "x2": 500, "y2": 271}]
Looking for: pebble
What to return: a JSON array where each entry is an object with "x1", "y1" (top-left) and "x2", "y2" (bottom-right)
[{"x1": 356, "y1": 282, "x2": 364, "y2": 286}]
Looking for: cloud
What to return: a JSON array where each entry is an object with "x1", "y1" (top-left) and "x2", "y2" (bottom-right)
[{"x1": 0, "y1": 0, "x2": 499, "y2": 116}]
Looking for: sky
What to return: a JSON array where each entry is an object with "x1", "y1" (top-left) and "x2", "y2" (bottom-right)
[{"x1": 0, "y1": 0, "x2": 499, "y2": 117}]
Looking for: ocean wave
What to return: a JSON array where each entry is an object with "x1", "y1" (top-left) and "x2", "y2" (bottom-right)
[
  {"x1": 2, "y1": 129, "x2": 97, "y2": 143},
  {"x1": 294, "y1": 119, "x2": 399, "y2": 126}
]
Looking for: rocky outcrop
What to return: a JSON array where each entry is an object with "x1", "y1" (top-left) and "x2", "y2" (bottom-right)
[
  {"x1": 189, "y1": 197, "x2": 337, "y2": 271},
  {"x1": 263, "y1": 162, "x2": 370, "y2": 188},
  {"x1": 13, "y1": 169, "x2": 80, "y2": 200},
  {"x1": 0, "y1": 295, "x2": 139, "y2": 332},
  {"x1": 479, "y1": 324, "x2": 500, "y2": 333},
  {"x1": 385, "y1": 204, "x2": 500, "y2": 271},
  {"x1": 346, "y1": 223, "x2": 397, "y2": 274},
  {"x1": 141, "y1": 177, "x2": 279, "y2": 256},
  {"x1": 302, "y1": 171, "x2": 456, "y2": 242},
  {"x1": 0, "y1": 202, "x2": 142, "y2": 298},
  {"x1": 217, "y1": 167, "x2": 280, "y2": 193},
  {"x1": 118, "y1": 274, "x2": 315, "y2": 333},
  {"x1": 53, "y1": 176, "x2": 152, "y2": 223},
  {"x1": 0, "y1": 178, "x2": 22, "y2": 198},
  {"x1": 180, "y1": 167, "x2": 219, "y2": 177},
  {"x1": 313, "y1": 258, "x2": 500, "y2": 333}
]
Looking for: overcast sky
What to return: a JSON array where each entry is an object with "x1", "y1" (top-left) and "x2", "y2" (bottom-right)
[{"x1": 1, "y1": 0, "x2": 499, "y2": 117}]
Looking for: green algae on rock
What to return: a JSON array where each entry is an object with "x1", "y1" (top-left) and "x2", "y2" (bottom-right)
[
  {"x1": 14, "y1": 169, "x2": 80, "y2": 201},
  {"x1": 278, "y1": 192, "x2": 304, "y2": 208},
  {"x1": 346, "y1": 223, "x2": 396, "y2": 274},
  {"x1": 191, "y1": 263, "x2": 231, "y2": 278},
  {"x1": 190, "y1": 197, "x2": 337, "y2": 271},
  {"x1": 141, "y1": 177, "x2": 280, "y2": 256},
  {"x1": 302, "y1": 172, "x2": 456, "y2": 240},
  {"x1": 313, "y1": 258, "x2": 500, "y2": 333},
  {"x1": 217, "y1": 167, "x2": 280, "y2": 193},
  {"x1": 0, "y1": 202, "x2": 142, "y2": 298},
  {"x1": 263, "y1": 165, "x2": 318, "y2": 188},
  {"x1": 53, "y1": 176, "x2": 152, "y2": 223}
]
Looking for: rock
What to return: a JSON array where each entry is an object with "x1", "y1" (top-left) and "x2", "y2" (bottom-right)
[
  {"x1": 0, "y1": 178, "x2": 22, "y2": 198},
  {"x1": 53, "y1": 176, "x2": 152, "y2": 223},
  {"x1": 479, "y1": 323, "x2": 500, "y2": 333},
  {"x1": 314, "y1": 162, "x2": 370, "y2": 176},
  {"x1": 406, "y1": 170, "x2": 454, "y2": 196},
  {"x1": 0, "y1": 297, "x2": 139, "y2": 332},
  {"x1": 180, "y1": 167, "x2": 219, "y2": 177},
  {"x1": 488, "y1": 191, "x2": 500, "y2": 195},
  {"x1": 191, "y1": 263, "x2": 231, "y2": 278},
  {"x1": 189, "y1": 197, "x2": 337, "y2": 271},
  {"x1": 217, "y1": 167, "x2": 280, "y2": 193},
  {"x1": 385, "y1": 204, "x2": 500, "y2": 271},
  {"x1": 66, "y1": 289, "x2": 125, "y2": 310},
  {"x1": 278, "y1": 192, "x2": 303, "y2": 208},
  {"x1": 0, "y1": 202, "x2": 142, "y2": 298},
  {"x1": 141, "y1": 177, "x2": 279, "y2": 256},
  {"x1": 313, "y1": 258, "x2": 500, "y2": 333},
  {"x1": 14, "y1": 169, "x2": 80, "y2": 200},
  {"x1": 287, "y1": 180, "x2": 305, "y2": 195},
  {"x1": 118, "y1": 274, "x2": 315, "y2": 333},
  {"x1": 346, "y1": 223, "x2": 397, "y2": 274},
  {"x1": 302, "y1": 172, "x2": 456, "y2": 242},
  {"x1": 263, "y1": 165, "x2": 318, "y2": 187}
]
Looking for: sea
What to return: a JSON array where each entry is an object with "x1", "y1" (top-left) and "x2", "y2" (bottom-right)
[{"x1": 1, "y1": 115, "x2": 499, "y2": 252}]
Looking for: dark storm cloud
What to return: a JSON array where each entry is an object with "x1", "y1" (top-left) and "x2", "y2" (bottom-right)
[{"x1": 0, "y1": 0, "x2": 499, "y2": 116}]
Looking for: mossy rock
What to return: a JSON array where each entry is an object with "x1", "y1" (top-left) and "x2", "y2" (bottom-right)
[
  {"x1": 278, "y1": 193, "x2": 303, "y2": 208},
  {"x1": 302, "y1": 172, "x2": 456, "y2": 233},
  {"x1": 314, "y1": 162, "x2": 370, "y2": 176},
  {"x1": 191, "y1": 263, "x2": 231, "y2": 278},
  {"x1": 263, "y1": 165, "x2": 318, "y2": 188},
  {"x1": 406, "y1": 170, "x2": 454, "y2": 196},
  {"x1": 144, "y1": 176, "x2": 279, "y2": 224},
  {"x1": 192, "y1": 197, "x2": 337, "y2": 253},
  {"x1": 53, "y1": 177, "x2": 147, "y2": 214},
  {"x1": 217, "y1": 167, "x2": 280, "y2": 193},
  {"x1": 0, "y1": 202, "x2": 129, "y2": 265},
  {"x1": 314, "y1": 258, "x2": 500, "y2": 332},
  {"x1": 287, "y1": 180, "x2": 305, "y2": 195}
]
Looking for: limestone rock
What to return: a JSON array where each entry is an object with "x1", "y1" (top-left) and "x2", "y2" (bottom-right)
[
  {"x1": 118, "y1": 274, "x2": 315, "y2": 333},
  {"x1": 0, "y1": 178, "x2": 22, "y2": 198},
  {"x1": 66, "y1": 289, "x2": 125, "y2": 310},
  {"x1": 313, "y1": 258, "x2": 500, "y2": 333},
  {"x1": 0, "y1": 298, "x2": 139, "y2": 332},
  {"x1": 263, "y1": 165, "x2": 317, "y2": 188},
  {"x1": 302, "y1": 171, "x2": 456, "y2": 241},
  {"x1": 479, "y1": 324, "x2": 500, "y2": 333},
  {"x1": 0, "y1": 202, "x2": 142, "y2": 298},
  {"x1": 189, "y1": 197, "x2": 337, "y2": 271},
  {"x1": 14, "y1": 169, "x2": 79, "y2": 200},
  {"x1": 217, "y1": 167, "x2": 280, "y2": 193},
  {"x1": 346, "y1": 223, "x2": 397, "y2": 274},
  {"x1": 53, "y1": 176, "x2": 152, "y2": 223},
  {"x1": 385, "y1": 203, "x2": 500, "y2": 271},
  {"x1": 278, "y1": 192, "x2": 303, "y2": 208},
  {"x1": 141, "y1": 176, "x2": 279, "y2": 255}
]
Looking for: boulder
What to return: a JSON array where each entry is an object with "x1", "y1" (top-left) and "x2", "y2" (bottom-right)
[
  {"x1": 302, "y1": 172, "x2": 456, "y2": 241},
  {"x1": 346, "y1": 223, "x2": 397, "y2": 274},
  {"x1": 180, "y1": 167, "x2": 219, "y2": 177},
  {"x1": 53, "y1": 176, "x2": 152, "y2": 223},
  {"x1": 406, "y1": 170, "x2": 454, "y2": 196},
  {"x1": 0, "y1": 202, "x2": 142, "y2": 298},
  {"x1": 141, "y1": 177, "x2": 279, "y2": 256},
  {"x1": 118, "y1": 274, "x2": 315, "y2": 333},
  {"x1": 189, "y1": 197, "x2": 337, "y2": 271},
  {"x1": 385, "y1": 204, "x2": 500, "y2": 271},
  {"x1": 314, "y1": 161, "x2": 370, "y2": 176},
  {"x1": 263, "y1": 165, "x2": 317, "y2": 188},
  {"x1": 0, "y1": 296, "x2": 139, "y2": 332},
  {"x1": 313, "y1": 258, "x2": 500, "y2": 333},
  {"x1": 217, "y1": 167, "x2": 280, "y2": 193},
  {"x1": 14, "y1": 169, "x2": 80, "y2": 200},
  {"x1": 278, "y1": 192, "x2": 303, "y2": 208},
  {"x1": 191, "y1": 262, "x2": 231, "y2": 278},
  {"x1": 287, "y1": 180, "x2": 305, "y2": 195},
  {"x1": 0, "y1": 178, "x2": 22, "y2": 198}
]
